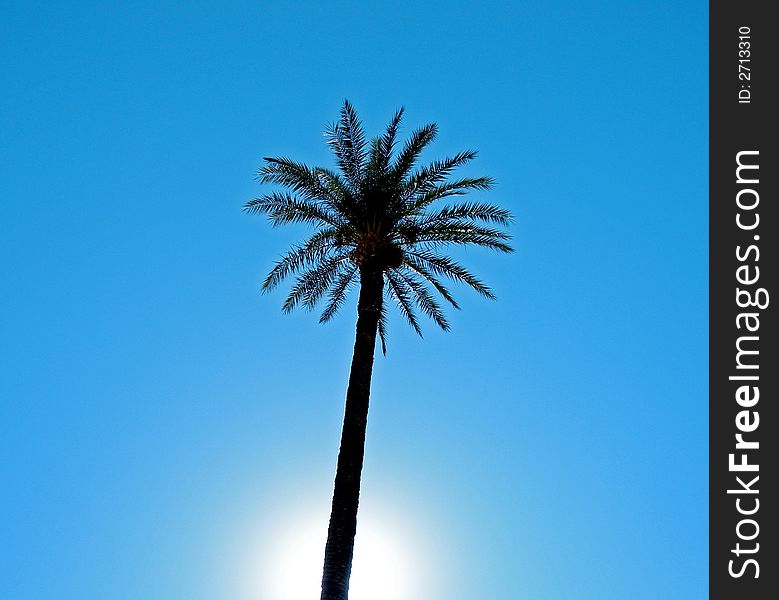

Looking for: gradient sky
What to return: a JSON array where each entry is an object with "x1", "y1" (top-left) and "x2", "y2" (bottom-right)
[{"x1": 1, "y1": 1, "x2": 708, "y2": 599}]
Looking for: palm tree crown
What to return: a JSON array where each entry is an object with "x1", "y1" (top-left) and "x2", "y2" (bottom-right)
[{"x1": 244, "y1": 100, "x2": 513, "y2": 349}]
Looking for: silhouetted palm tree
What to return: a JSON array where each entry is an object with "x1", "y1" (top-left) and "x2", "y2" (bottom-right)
[{"x1": 245, "y1": 100, "x2": 512, "y2": 600}]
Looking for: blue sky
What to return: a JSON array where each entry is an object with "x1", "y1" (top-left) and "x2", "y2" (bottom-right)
[{"x1": 1, "y1": 1, "x2": 707, "y2": 598}]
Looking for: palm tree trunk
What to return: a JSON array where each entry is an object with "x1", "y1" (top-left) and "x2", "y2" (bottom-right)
[{"x1": 320, "y1": 267, "x2": 383, "y2": 600}]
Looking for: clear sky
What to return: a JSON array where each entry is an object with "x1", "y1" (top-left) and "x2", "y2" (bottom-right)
[{"x1": 1, "y1": 1, "x2": 707, "y2": 599}]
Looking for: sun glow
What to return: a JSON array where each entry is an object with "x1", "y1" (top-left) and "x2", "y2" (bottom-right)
[
  {"x1": 246, "y1": 498, "x2": 432, "y2": 600},
  {"x1": 266, "y1": 512, "x2": 414, "y2": 600}
]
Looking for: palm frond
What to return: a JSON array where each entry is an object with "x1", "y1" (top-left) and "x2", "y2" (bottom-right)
[
  {"x1": 406, "y1": 178, "x2": 495, "y2": 213},
  {"x1": 319, "y1": 264, "x2": 359, "y2": 323},
  {"x1": 325, "y1": 100, "x2": 367, "y2": 188},
  {"x1": 412, "y1": 223, "x2": 514, "y2": 253},
  {"x1": 385, "y1": 270, "x2": 423, "y2": 336},
  {"x1": 367, "y1": 108, "x2": 404, "y2": 174},
  {"x1": 262, "y1": 229, "x2": 340, "y2": 291},
  {"x1": 401, "y1": 255, "x2": 460, "y2": 309},
  {"x1": 395, "y1": 270, "x2": 449, "y2": 330},
  {"x1": 377, "y1": 299, "x2": 388, "y2": 355},
  {"x1": 416, "y1": 201, "x2": 510, "y2": 225},
  {"x1": 402, "y1": 151, "x2": 477, "y2": 198},
  {"x1": 243, "y1": 192, "x2": 342, "y2": 227},
  {"x1": 405, "y1": 250, "x2": 496, "y2": 298},
  {"x1": 259, "y1": 157, "x2": 336, "y2": 202},
  {"x1": 310, "y1": 166, "x2": 361, "y2": 222},
  {"x1": 282, "y1": 254, "x2": 350, "y2": 313},
  {"x1": 391, "y1": 123, "x2": 438, "y2": 181}
]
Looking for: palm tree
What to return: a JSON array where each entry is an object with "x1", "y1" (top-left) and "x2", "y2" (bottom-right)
[{"x1": 245, "y1": 100, "x2": 512, "y2": 600}]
